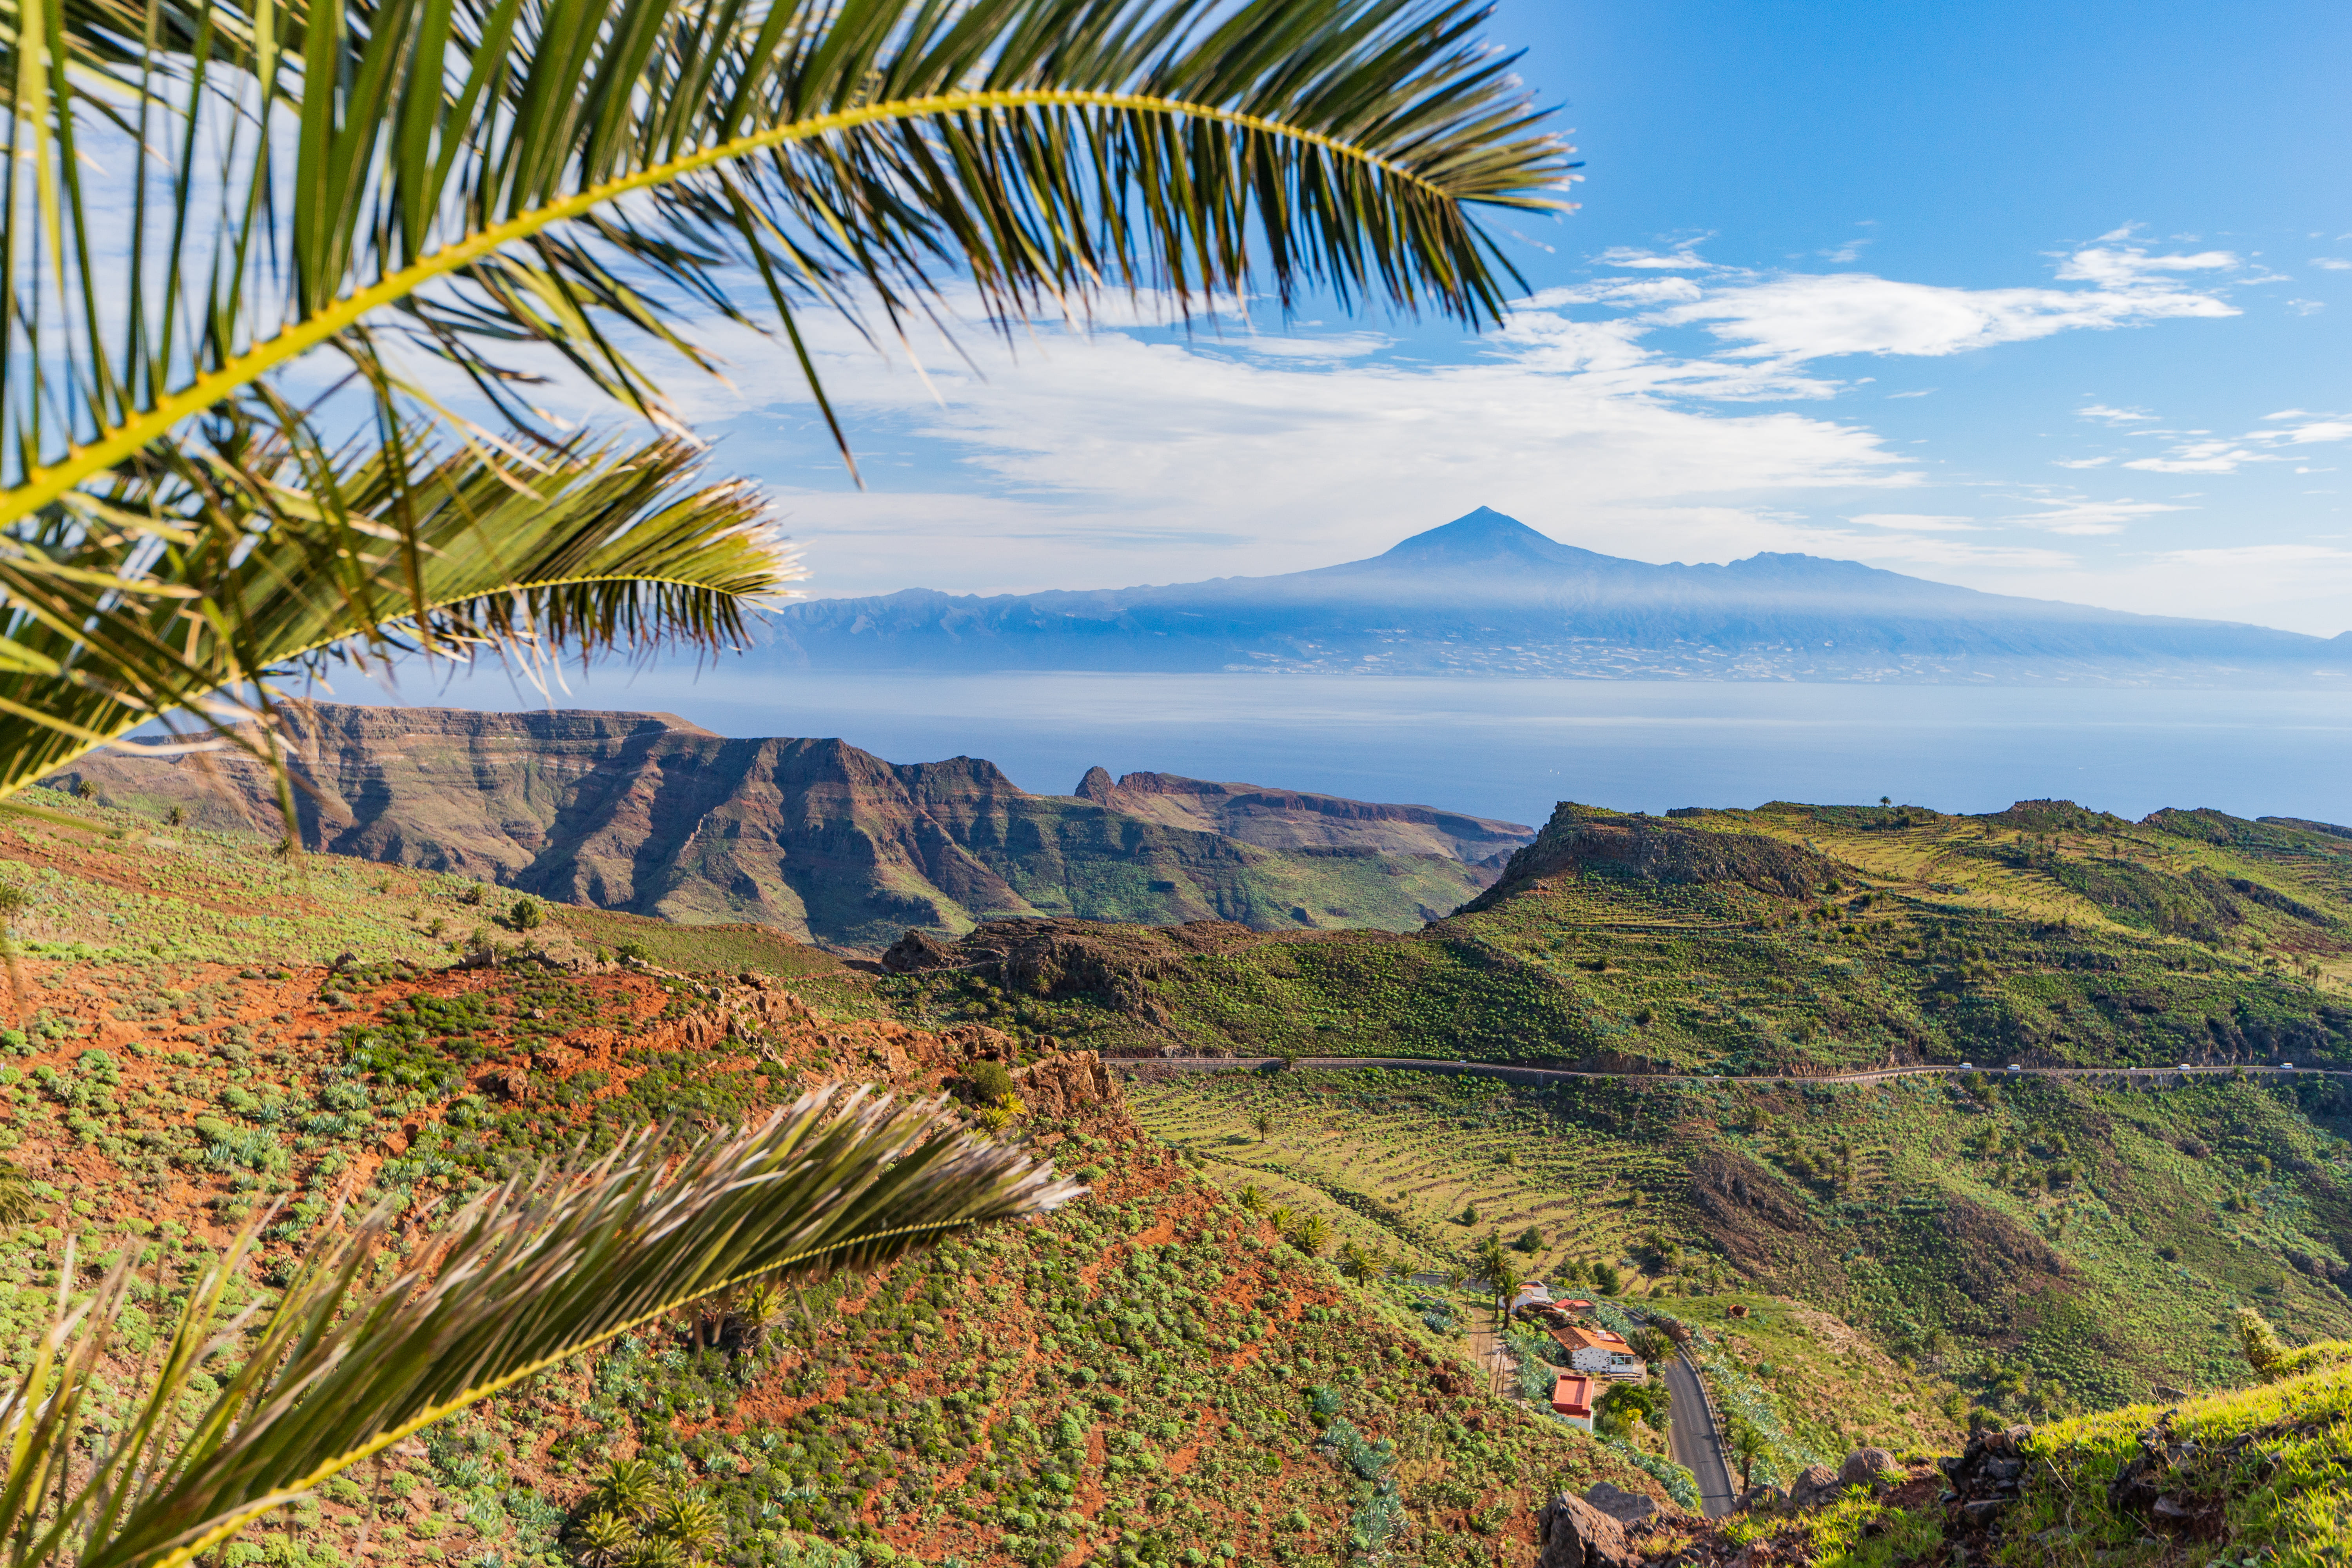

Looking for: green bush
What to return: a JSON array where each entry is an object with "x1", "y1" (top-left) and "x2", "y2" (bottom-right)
[{"x1": 965, "y1": 1060, "x2": 1017, "y2": 1106}]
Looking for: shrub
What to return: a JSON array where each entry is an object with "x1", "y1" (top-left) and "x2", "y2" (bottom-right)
[
  {"x1": 1512, "y1": 1225, "x2": 1542, "y2": 1253},
  {"x1": 510, "y1": 897, "x2": 546, "y2": 931},
  {"x1": 965, "y1": 1060, "x2": 1017, "y2": 1105}
]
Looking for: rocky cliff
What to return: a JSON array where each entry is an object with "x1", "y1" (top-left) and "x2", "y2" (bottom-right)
[
  {"x1": 49, "y1": 704, "x2": 1507, "y2": 949},
  {"x1": 1070, "y1": 766, "x2": 1530, "y2": 862}
]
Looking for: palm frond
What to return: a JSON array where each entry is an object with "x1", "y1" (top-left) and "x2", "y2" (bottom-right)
[
  {"x1": 3, "y1": 1086, "x2": 1080, "y2": 1568},
  {"x1": 0, "y1": 418, "x2": 797, "y2": 796},
  {"x1": 1, "y1": 0, "x2": 1572, "y2": 521}
]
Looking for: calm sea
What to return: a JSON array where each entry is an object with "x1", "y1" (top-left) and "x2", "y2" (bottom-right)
[{"x1": 379, "y1": 669, "x2": 2352, "y2": 831}]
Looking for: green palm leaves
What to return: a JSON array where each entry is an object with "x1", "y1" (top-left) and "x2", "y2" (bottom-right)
[
  {"x1": 8, "y1": 1086, "x2": 1082, "y2": 1568},
  {"x1": 0, "y1": 0, "x2": 1568, "y2": 804}
]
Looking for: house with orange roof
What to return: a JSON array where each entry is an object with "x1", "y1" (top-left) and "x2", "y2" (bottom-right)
[
  {"x1": 1550, "y1": 1372, "x2": 1596, "y2": 1431},
  {"x1": 1550, "y1": 1324, "x2": 1644, "y2": 1379}
]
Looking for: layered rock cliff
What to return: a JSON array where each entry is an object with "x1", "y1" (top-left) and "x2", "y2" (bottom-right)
[{"x1": 50, "y1": 704, "x2": 1513, "y2": 949}]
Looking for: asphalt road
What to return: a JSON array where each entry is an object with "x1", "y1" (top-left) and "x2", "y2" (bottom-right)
[
  {"x1": 1120, "y1": 1055, "x2": 2327, "y2": 1088},
  {"x1": 1661, "y1": 1351, "x2": 1738, "y2": 1519}
]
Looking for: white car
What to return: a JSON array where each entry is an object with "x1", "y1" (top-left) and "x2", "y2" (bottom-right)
[
  {"x1": 2179, "y1": 1063, "x2": 2193, "y2": 1071},
  {"x1": 1959, "y1": 1062, "x2": 1974, "y2": 1071},
  {"x1": 2281, "y1": 1062, "x2": 2296, "y2": 1072},
  {"x1": 2007, "y1": 1064, "x2": 2023, "y2": 1074}
]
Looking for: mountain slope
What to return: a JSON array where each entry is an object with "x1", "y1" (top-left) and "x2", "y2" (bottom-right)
[
  {"x1": 768, "y1": 507, "x2": 2352, "y2": 684},
  {"x1": 878, "y1": 795, "x2": 2352, "y2": 1073},
  {"x1": 0, "y1": 799, "x2": 1674, "y2": 1568},
  {"x1": 49, "y1": 705, "x2": 1526, "y2": 949}
]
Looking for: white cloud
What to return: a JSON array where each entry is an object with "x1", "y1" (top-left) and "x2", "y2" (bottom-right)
[
  {"x1": 2123, "y1": 441, "x2": 2276, "y2": 475},
  {"x1": 2054, "y1": 243, "x2": 2239, "y2": 287},
  {"x1": 419, "y1": 232, "x2": 2304, "y2": 622},
  {"x1": 1230, "y1": 332, "x2": 1392, "y2": 359},
  {"x1": 2288, "y1": 299, "x2": 2327, "y2": 316},
  {"x1": 2052, "y1": 457, "x2": 2114, "y2": 469},
  {"x1": 1649, "y1": 243, "x2": 2238, "y2": 362},
  {"x1": 2008, "y1": 497, "x2": 2192, "y2": 535},
  {"x1": 2311, "y1": 257, "x2": 2352, "y2": 271},
  {"x1": 2078, "y1": 403, "x2": 2156, "y2": 425},
  {"x1": 2119, "y1": 416, "x2": 2352, "y2": 474},
  {"x1": 1849, "y1": 513, "x2": 1979, "y2": 532},
  {"x1": 1593, "y1": 245, "x2": 1712, "y2": 270}
]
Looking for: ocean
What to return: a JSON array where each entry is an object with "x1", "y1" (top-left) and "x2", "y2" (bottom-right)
[{"x1": 375, "y1": 668, "x2": 2352, "y2": 831}]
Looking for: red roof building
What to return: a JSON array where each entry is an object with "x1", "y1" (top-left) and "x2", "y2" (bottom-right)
[{"x1": 1551, "y1": 1372, "x2": 1596, "y2": 1430}]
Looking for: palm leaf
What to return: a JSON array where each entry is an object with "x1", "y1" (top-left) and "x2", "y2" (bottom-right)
[
  {"x1": 2, "y1": 0, "x2": 1569, "y2": 526},
  {"x1": 2, "y1": 1085, "x2": 1081, "y2": 1568},
  {"x1": 0, "y1": 419, "x2": 795, "y2": 797},
  {"x1": 0, "y1": 0, "x2": 1567, "y2": 814}
]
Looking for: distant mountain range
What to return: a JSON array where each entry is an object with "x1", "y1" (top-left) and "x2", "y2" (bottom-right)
[
  {"x1": 767, "y1": 508, "x2": 2352, "y2": 685},
  {"x1": 49, "y1": 706, "x2": 1531, "y2": 949}
]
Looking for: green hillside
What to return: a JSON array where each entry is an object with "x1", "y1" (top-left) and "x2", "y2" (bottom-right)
[
  {"x1": 881, "y1": 799, "x2": 2352, "y2": 1073},
  {"x1": 1130, "y1": 1062, "x2": 2352, "y2": 1421}
]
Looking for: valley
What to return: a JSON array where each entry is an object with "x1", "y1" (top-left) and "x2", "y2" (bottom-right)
[{"x1": 10, "y1": 755, "x2": 2352, "y2": 1566}]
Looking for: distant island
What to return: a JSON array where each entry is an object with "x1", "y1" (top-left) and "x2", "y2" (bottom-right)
[{"x1": 767, "y1": 507, "x2": 2352, "y2": 686}]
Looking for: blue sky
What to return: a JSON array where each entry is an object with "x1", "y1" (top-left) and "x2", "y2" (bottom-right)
[{"x1": 644, "y1": 0, "x2": 2352, "y2": 633}]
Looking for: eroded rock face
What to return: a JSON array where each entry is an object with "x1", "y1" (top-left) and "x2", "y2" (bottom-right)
[
  {"x1": 51, "y1": 704, "x2": 1504, "y2": 948},
  {"x1": 1537, "y1": 1493, "x2": 1641, "y2": 1568},
  {"x1": 1467, "y1": 804, "x2": 1841, "y2": 913},
  {"x1": 1582, "y1": 1482, "x2": 1657, "y2": 1526}
]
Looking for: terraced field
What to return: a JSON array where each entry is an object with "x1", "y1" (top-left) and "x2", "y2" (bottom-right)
[{"x1": 1130, "y1": 1063, "x2": 2352, "y2": 1420}]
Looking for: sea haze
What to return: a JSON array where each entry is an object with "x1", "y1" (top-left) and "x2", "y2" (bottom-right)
[{"x1": 379, "y1": 666, "x2": 2352, "y2": 830}]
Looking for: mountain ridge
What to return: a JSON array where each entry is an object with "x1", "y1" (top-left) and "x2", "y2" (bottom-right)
[
  {"x1": 46, "y1": 704, "x2": 1530, "y2": 949},
  {"x1": 768, "y1": 507, "x2": 2351, "y2": 683}
]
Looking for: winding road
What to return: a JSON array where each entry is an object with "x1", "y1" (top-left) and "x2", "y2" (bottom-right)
[
  {"x1": 1118, "y1": 1055, "x2": 2328, "y2": 1088},
  {"x1": 1661, "y1": 1352, "x2": 1738, "y2": 1518}
]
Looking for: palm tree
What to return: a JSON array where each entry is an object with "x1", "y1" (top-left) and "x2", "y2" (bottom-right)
[
  {"x1": 650, "y1": 1492, "x2": 728, "y2": 1563},
  {"x1": 2, "y1": 1087, "x2": 1081, "y2": 1568},
  {"x1": 0, "y1": 0, "x2": 1569, "y2": 820}
]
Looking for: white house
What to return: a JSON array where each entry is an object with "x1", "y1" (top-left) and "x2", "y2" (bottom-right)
[{"x1": 1552, "y1": 1325, "x2": 1644, "y2": 1379}]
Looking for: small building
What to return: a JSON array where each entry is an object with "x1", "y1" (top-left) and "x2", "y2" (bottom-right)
[
  {"x1": 1552, "y1": 1325, "x2": 1644, "y2": 1379},
  {"x1": 1558, "y1": 1298, "x2": 1596, "y2": 1313},
  {"x1": 1512, "y1": 1282, "x2": 1554, "y2": 1311},
  {"x1": 1551, "y1": 1372, "x2": 1597, "y2": 1430}
]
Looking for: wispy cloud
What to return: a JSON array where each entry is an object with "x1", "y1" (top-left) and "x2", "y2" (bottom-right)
[
  {"x1": 2009, "y1": 497, "x2": 2192, "y2": 535},
  {"x1": 2121, "y1": 415, "x2": 2352, "y2": 474},
  {"x1": 1593, "y1": 245, "x2": 1712, "y2": 270},
  {"x1": 2078, "y1": 403, "x2": 2156, "y2": 425},
  {"x1": 1629, "y1": 241, "x2": 2240, "y2": 366},
  {"x1": 2310, "y1": 257, "x2": 2352, "y2": 271},
  {"x1": 1849, "y1": 512, "x2": 1979, "y2": 532}
]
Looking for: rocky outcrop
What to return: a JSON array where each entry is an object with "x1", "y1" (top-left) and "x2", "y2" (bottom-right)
[
  {"x1": 48, "y1": 704, "x2": 1503, "y2": 949},
  {"x1": 1465, "y1": 803, "x2": 1842, "y2": 913},
  {"x1": 1537, "y1": 1493, "x2": 1641, "y2": 1568},
  {"x1": 1071, "y1": 767, "x2": 1533, "y2": 862},
  {"x1": 1937, "y1": 1426, "x2": 2036, "y2": 1527},
  {"x1": 1581, "y1": 1482, "x2": 1657, "y2": 1526}
]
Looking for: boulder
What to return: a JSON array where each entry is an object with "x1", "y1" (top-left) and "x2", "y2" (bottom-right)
[
  {"x1": 880, "y1": 929, "x2": 956, "y2": 975},
  {"x1": 1582, "y1": 1481, "x2": 1658, "y2": 1525},
  {"x1": 1733, "y1": 1483, "x2": 1786, "y2": 1514},
  {"x1": 1839, "y1": 1446, "x2": 1896, "y2": 1489},
  {"x1": 1537, "y1": 1493, "x2": 1641, "y2": 1568},
  {"x1": 1788, "y1": 1465, "x2": 1840, "y2": 1508}
]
